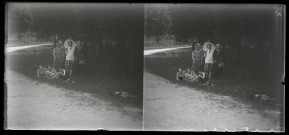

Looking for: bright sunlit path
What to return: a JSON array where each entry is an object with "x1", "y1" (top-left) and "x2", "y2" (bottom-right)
[
  {"x1": 5, "y1": 44, "x2": 53, "y2": 53},
  {"x1": 144, "y1": 46, "x2": 191, "y2": 56}
]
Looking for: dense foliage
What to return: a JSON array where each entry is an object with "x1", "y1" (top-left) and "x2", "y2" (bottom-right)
[{"x1": 144, "y1": 4, "x2": 284, "y2": 78}]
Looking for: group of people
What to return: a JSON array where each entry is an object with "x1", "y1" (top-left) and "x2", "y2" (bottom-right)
[
  {"x1": 176, "y1": 67, "x2": 208, "y2": 84},
  {"x1": 176, "y1": 40, "x2": 224, "y2": 85},
  {"x1": 37, "y1": 65, "x2": 66, "y2": 79},
  {"x1": 37, "y1": 38, "x2": 87, "y2": 83}
]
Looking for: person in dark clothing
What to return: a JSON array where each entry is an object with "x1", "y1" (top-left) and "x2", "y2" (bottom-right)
[
  {"x1": 213, "y1": 43, "x2": 224, "y2": 79},
  {"x1": 74, "y1": 40, "x2": 86, "y2": 77},
  {"x1": 198, "y1": 71, "x2": 209, "y2": 85}
]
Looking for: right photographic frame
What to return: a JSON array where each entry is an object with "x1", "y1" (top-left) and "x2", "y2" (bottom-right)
[{"x1": 143, "y1": 4, "x2": 285, "y2": 132}]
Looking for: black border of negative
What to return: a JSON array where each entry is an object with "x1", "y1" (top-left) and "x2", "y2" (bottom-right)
[{"x1": 1, "y1": 0, "x2": 287, "y2": 134}]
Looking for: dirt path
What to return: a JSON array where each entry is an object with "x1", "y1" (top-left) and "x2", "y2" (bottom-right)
[
  {"x1": 143, "y1": 48, "x2": 281, "y2": 131},
  {"x1": 5, "y1": 70, "x2": 142, "y2": 130}
]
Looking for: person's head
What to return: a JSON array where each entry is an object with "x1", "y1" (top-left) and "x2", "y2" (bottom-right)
[
  {"x1": 216, "y1": 43, "x2": 221, "y2": 50},
  {"x1": 78, "y1": 41, "x2": 83, "y2": 48},
  {"x1": 57, "y1": 41, "x2": 63, "y2": 48},
  {"x1": 47, "y1": 65, "x2": 51, "y2": 70},
  {"x1": 56, "y1": 43, "x2": 60, "y2": 48},
  {"x1": 39, "y1": 65, "x2": 43, "y2": 69},
  {"x1": 58, "y1": 40, "x2": 63, "y2": 45},
  {"x1": 68, "y1": 41, "x2": 73, "y2": 47},
  {"x1": 178, "y1": 68, "x2": 182, "y2": 72},
  {"x1": 195, "y1": 42, "x2": 201, "y2": 50},
  {"x1": 183, "y1": 70, "x2": 186, "y2": 73},
  {"x1": 187, "y1": 68, "x2": 190, "y2": 72},
  {"x1": 207, "y1": 44, "x2": 212, "y2": 50},
  {"x1": 77, "y1": 41, "x2": 81, "y2": 45}
]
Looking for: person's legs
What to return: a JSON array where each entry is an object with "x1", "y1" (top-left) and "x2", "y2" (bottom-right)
[
  {"x1": 54, "y1": 59, "x2": 62, "y2": 71},
  {"x1": 51, "y1": 72, "x2": 59, "y2": 79},
  {"x1": 193, "y1": 62, "x2": 200, "y2": 74},
  {"x1": 216, "y1": 63, "x2": 222, "y2": 79},
  {"x1": 65, "y1": 60, "x2": 70, "y2": 77},
  {"x1": 201, "y1": 64, "x2": 210, "y2": 84},
  {"x1": 69, "y1": 61, "x2": 74, "y2": 80},
  {"x1": 62, "y1": 57, "x2": 66, "y2": 69},
  {"x1": 218, "y1": 66, "x2": 224, "y2": 78},
  {"x1": 199, "y1": 76, "x2": 207, "y2": 84},
  {"x1": 212, "y1": 63, "x2": 218, "y2": 79},
  {"x1": 208, "y1": 64, "x2": 213, "y2": 79},
  {"x1": 185, "y1": 74, "x2": 191, "y2": 82},
  {"x1": 204, "y1": 63, "x2": 209, "y2": 74},
  {"x1": 191, "y1": 62, "x2": 195, "y2": 72},
  {"x1": 64, "y1": 60, "x2": 73, "y2": 82},
  {"x1": 78, "y1": 64, "x2": 84, "y2": 75},
  {"x1": 73, "y1": 60, "x2": 79, "y2": 77}
]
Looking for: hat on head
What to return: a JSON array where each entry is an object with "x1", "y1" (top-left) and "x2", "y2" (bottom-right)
[
  {"x1": 64, "y1": 39, "x2": 77, "y2": 48},
  {"x1": 203, "y1": 41, "x2": 216, "y2": 51}
]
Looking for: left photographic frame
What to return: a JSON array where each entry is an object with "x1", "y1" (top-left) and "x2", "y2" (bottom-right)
[{"x1": 4, "y1": 2, "x2": 144, "y2": 130}]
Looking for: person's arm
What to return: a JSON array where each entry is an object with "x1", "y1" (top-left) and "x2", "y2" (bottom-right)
[
  {"x1": 176, "y1": 72, "x2": 179, "y2": 80},
  {"x1": 59, "y1": 71, "x2": 65, "y2": 76},
  {"x1": 192, "y1": 52, "x2": 195, "y2": 63},
  {"x1": 199, "y1": 73, "x2": 205, "y2": 78},
  {"x1": 201, "y1": 51, "x2": 205, "y2": 64},
  {"x1": 65, "y1": 48, "x2": 68, "y2": 55},
  {"x1": 213, "y1": 51, "x2": 217, "y2": 63},
  {"x1": 62, "y1": 48, "x2": 65, "y2": 57},
  {"x1": 202, "y1": 51, "x2": 206, "y2": 62},
  {"x1": 58, "y1": 69, "x2": 65, "y2": 76},
  {"x1": 52, "y1": 68, "x2": 57, "y2": 74},
  {"x1": 52, "y1": 71, "x2": 59, "y2": 78},
  {"x1": 192, "y1": 71, "x2": 197, "y2": 76},
  {"x1": 53, "y1": 49, "x2": 56, "y2": 60},
  {"x1": 220, "y1": 51, "x2": 224, "y2": 63},
  {"x1": 74, "y1": 47, "x2": 78, "y2": 60}
]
